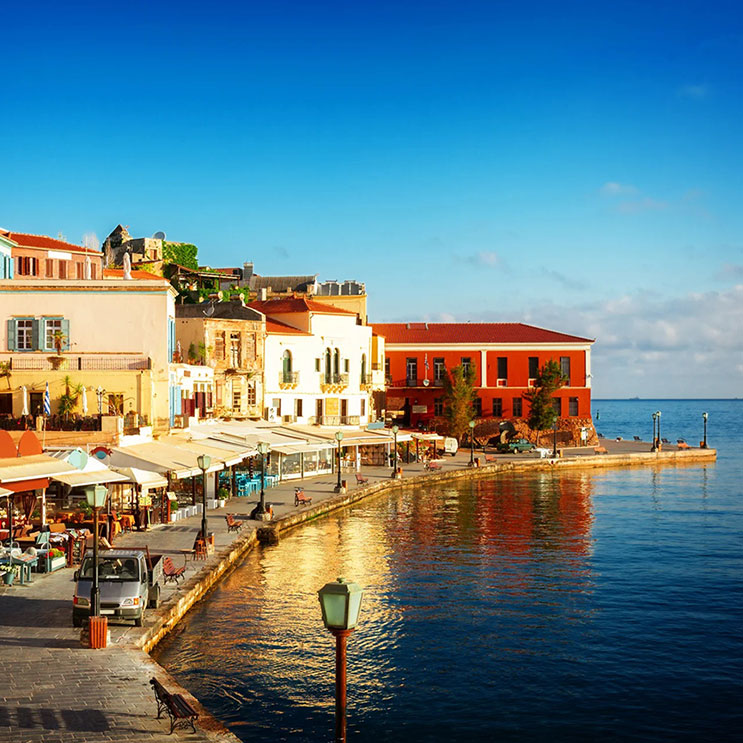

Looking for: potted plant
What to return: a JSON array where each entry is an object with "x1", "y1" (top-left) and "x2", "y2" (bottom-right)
[
  {"x1": 0, "y1": 564, "x2": 19, "y2": 586},
  {"x1": 48, "y1": 548, "x2": 67, "y2": 572},
  {"x1": 169, "y1": 498, "x2": 179, "y2": 522},
  {"x1": 217, "y1": 487, "x2": 230, "y2": 506}
]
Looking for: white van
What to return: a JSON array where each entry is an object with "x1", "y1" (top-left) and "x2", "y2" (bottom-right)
[{"x1": 443, "y1": 437, "x2": 459, "y2": 456}]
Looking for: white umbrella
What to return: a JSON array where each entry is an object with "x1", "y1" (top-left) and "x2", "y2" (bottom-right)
[
  {"x1": 21, "y1": 386, "x2": 29, "y2": 416},
  {"x1": 81, "y1": 386, "x2": 88, "y2": 415}
]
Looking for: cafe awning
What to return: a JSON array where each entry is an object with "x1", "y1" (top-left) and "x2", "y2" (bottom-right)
[
  {"x1": 0, "y1": 454, "x2": 76, "y2": 484},
  {"x1": 110, "y1": 467, "x2": 169, "y2": 490}
]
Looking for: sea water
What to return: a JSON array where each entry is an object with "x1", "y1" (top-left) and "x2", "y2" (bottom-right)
[{"x1": 153, "y1": 400, "x2": 742, "y2": 741}]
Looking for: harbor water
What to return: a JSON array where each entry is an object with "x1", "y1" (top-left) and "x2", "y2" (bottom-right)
[{"x1": 153, "y1": 400, "x2": 742, "y2": 741}]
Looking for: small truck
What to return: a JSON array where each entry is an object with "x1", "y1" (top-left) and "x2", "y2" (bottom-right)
[{"x1": 72, "y1": 549, "x2": 164, "y2": 627}]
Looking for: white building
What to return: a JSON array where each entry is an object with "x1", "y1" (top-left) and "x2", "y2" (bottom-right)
[{"x1": 249, "y1": 297, "x2": 375, "y2": 426}]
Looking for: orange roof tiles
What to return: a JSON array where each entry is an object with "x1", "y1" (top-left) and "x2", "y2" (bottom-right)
[
  {"x1": 370, "y1": 322, "x2": 594, "y2": 345},
  {"x1": 103, "y1": 268, "x2": 165, "y2": 281},
  {"x1": 0, "y1": 230, "x2": 102, "y2": 255},
  {"x1": 248, "y1": 297, "x2": 356, "y2": 316},
  {"x1": 265, "y1": 318, "x2": 311, "y2": 336}
]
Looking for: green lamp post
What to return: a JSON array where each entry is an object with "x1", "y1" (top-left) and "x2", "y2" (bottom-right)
[
  {"x1": 318, "y1": 577, "x2": 364, "y2": 743},
  {"x1": 257, "y1": 442, "x2": 270, "y2": 515},
  {"x1": 335, "y1": 431, "x2": 344, "y2": 491},
  {"x1": 469, "y1": 419, "x2": 476, "y2": 465},
  {"x1": 196, "y1": 454, "x2": 211, "y2": 542},
  {"x1": 86, "y1": 484, "x2": 108, "y2": 617},
  {"x1": 702, "y1": 412, "x2": 708, "y2": 448},
  {"x1": 391, "y1": 425, "x2": 399, "y2": 476}
]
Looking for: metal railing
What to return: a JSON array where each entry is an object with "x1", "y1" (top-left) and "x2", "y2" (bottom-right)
[
  {"x1": 278, "y1": 371, "x2": 299, "y2": 385},
  {"x1": 4, "y1": 355, "x2": 151, "y2": 371},
  {"x1": 319, "y1": 372, "x2": 349, "y2": 386}
]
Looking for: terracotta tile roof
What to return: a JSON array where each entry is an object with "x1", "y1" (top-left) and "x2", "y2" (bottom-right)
[
  {"x1": 370, "y1": 322, "x2": 594, "y2": 345},
  {"x1": 248, "y1": 297, "x2": 356, "y2": 316},
  {"x1": 103, "y1": 268, "x2": 166, "y2": 281},
  {"x1": 265, "y1": 318, "x2": 311, "y2": 336},
  {"x1": 0, "y1": 230, "x2": 102, "y2": 255}
]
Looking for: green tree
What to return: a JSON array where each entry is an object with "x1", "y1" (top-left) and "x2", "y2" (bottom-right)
[
  {"x1": 162, "y1": 241, "x2": 199, "y2": 270},
  {"x1": 523, "y1": 360, "x2": 567, "y2": 445},
  {"x1": 442, "y1": 364, "x2": 478, "y2": 442},
  {"x1": 58, "y1": 375, "x2": 83, "y2": 418}
]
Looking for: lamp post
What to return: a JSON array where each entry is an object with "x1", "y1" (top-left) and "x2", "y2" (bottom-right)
[
  {"x1": 656, "y1": 410, "x2": 662, "y2": 450},
  {"x1": 318, "y1": 577, "x2": 364, "y2": 743},
  {"x1": 652, "y1": 412, "x2": 658, "y2": 451},
  {"x1": 702, "y1": 412, "x2": 708, "y2": 448},
  {"x1": 552, "y1": 416, "x2": 558, "y2": 458},
  {"x1": 86, "y1": 484, "x2": 108, "y2": 618},
  {"x1": 335, "y1": 431, "x2": 344, "y2": 491},
  {"x1": 196, "y1": 454, "x2": 211, "y2": 542},
  {"x1": 469, "y1": 419, "x2": 475, "y2": 466},
  {"x1": 257, "y1": 442, "x2": 270, "y2": 516},
  {"x1": 391, "y1": 425, "x2": 399, "y2": 477}
]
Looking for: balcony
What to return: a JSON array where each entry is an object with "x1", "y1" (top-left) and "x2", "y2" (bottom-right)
[
  {"x1": 319, "y1": 372, "x2": 349, "y2": 392},
  {"x1": 317, "y1": 415, "x2": 360, "y2": 426},
  {"x1": 278, "y1": 371, "x2": 299, "y2": 389},
  {"x1": 2, "y1": 354, "x2": 152, "y2": 371}
]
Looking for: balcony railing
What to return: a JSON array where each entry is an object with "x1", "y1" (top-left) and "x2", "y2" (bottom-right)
[
  {"x1": 3, "y1": 354, "x2": 152, "y2": 371},
  {"x1": 319, "y1": 372, "x2": 349, "y2": 389},
  {"x1": 278, "y1": 371, "x2": 299, "y2": 387}
]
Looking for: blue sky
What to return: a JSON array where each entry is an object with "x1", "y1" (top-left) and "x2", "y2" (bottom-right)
[{"x1": 1, "y1": 1, "x2": 741, "y2": 397}]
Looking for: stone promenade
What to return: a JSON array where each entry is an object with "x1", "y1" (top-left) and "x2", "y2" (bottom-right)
[{"x1": 0, "y1": 440, "x2": 712, "y2": 742}]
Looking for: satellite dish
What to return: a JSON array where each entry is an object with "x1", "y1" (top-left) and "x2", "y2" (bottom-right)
[{"x1": 152, "y1": 231, "x2": 166, "y2": 240}]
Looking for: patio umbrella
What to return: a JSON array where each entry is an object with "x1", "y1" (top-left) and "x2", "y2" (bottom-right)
[
  {"x1": 81, "y1": 386, "x2": 88, "y2": 415},
  {"x1": 43, "y1": 382, "x2": 51, "y2": 416},
  {"x1": 21, "y1": 386, "x2": 29, "y2": 416}
]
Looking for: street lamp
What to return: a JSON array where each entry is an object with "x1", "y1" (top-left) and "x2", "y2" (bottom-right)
[
  {"x1": 335, "y1": 431, "x2": 344, "y2": 491},
  {"x1": 469, "y1": 419, "x2": 476, "y2": 466},
  {"x1": 257, "y1": 442, "x2": 270, "y2": 515},
  {"x1": 652, "y1": 411, "x2": 658, "y2": 451},
  {"x1": 196, "y1": 454, "x2": 211, "y2": 543},
  {"x1": 656, "y1": 410, "x2": 662, "y2": 450},
  {"x1": 552, "y1": 417, "x2": 558, "y2": 458},
  {"x1": 318, "y1": 577, "x2": 364, "y2": 743},
  {"x1": 86, "y1": 484, "x2": 108, "y2": 618},
  {"x1": 391, "y1": 425, "x2": 399, "y2": 477},
  {"x1": 702, "y1": 412, "x2": 708, "y2": 448}
]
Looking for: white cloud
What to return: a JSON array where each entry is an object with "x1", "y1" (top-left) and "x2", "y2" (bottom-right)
[
  {"x1": 617, "y1": 197, "x2": 669, "y2": 214},
  {"x1": 600, "y1": 182, "x2": 638, "y2": 196},
  {"x1": 464, "y1": 250, "x2": 500, "y2": 267}
]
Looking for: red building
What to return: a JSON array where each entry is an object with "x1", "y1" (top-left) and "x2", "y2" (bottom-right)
[{"x1": 372, "y1": 322, "x2": 594, "y2": 428}]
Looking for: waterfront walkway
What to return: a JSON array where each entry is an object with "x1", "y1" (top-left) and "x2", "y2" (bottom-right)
[{"x1": 0, "y1": 440, "x2": 714, "y2": 742}]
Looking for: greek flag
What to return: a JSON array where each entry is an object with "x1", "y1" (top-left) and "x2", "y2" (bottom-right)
[{"x1": 43, "y1": 382, "x2": 51, "y2": 416}]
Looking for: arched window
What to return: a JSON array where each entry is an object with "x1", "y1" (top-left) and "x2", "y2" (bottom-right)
[
  {"x1": 282, "y1": 350, "x2": 292, "y2": 382},
  {"x1": 325, "y1": 348, "x2": 332, "y2": 383},
  {"x1": 361, "y1": 354, "x2": 367, "y2": 384},
  {"x1": 333, "y1": 349, "x2": 340, "y2": 379}
]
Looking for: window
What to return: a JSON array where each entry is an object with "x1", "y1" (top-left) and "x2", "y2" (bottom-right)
[
  {"x1": 214, "y1": 332, "x2": 225, "y2": 361},
  {"x1": 361, "y1": 354, "x2": 367, "y2": 384},
  {"x1": 58, "y1": 261, "x2": 67, "y2": 279},
  {"x1": 361, "y1": 398, "x2": 366, "y2": 417},
  {"x1": 333, "y1": 349, "x2": 340, "y2": 377},
  {"x1": 90, "y1": 263, "x2": 96, "y2": 279},
  {"x1": 0, "y1": 393, "x2": 11, "y2": 415},
  {"x1": 29, "y1": 392, "x2": 44, "y2": 415},
  {"x1": 434, "y1": 397, "x2": 443, "y2": 416},
  {"x1": 44, "y1": 318, "x2": 64, "y2": 352},
  {"x1": 246, "y1": 384, "x2": 256, "y2": 406},
  {"x1": 512, "y1": 397, "x2": 523, "y2": 417},
  {"x1": 16, "y1": 256, "x2": 39, "y2": 276},
  {"x1": 14, "y1": 319, "x2": 34, "y2": 351},
  {"x1": 316, "y1": 398, "x2": 323, "y2": 419},
  {"x1": 492, "y1": 397, "x2": 502, "y2": 417},
  {"x1": 560, "y1": 356, "x2": 571, "y2": 385},
  {"x1": 76, "y1": 262, "x2": 85, "y2": 280},
  {"x1": 325, "y1": 348, "x2": 332, "y2": 382},
  {"x1": 230, "y1": 332, "x2": 241, "y2": 367},
  {"x1": 406, "y1": 357, "x2": 417, "y2": 385},
  {"x1": 295, "y1": 398, "x2": 303, "y2": 417},
  {"x1": 497, "y1": 357, "x2": 508, "y2": 380},
  {"x1": 553, "y1": 397, "x2": 562, "y2": 416},
  {"x1": 344, "y1": 358, "x2": 349, "y2": 373},
  {"x1": 569, "y1": 397, "x2": 578, "y2": 416},
  {"x1": 232, "y1": 390, "x2": 241, "y2": 410},
  {"x1": 433, "y1": 357, "x2": 445, "y2": 382},
  {"x1": 282, "y1": 350, "x2": 293, "y2": 382},
  {"x1": 473, "y1": 396, "x2": 482, "y2": 417},
  {"x1": 385, "y1": 357, "x2": 391, "y2": 381},
  {"x1": 461, "y1": 357, "x2": 472, "y2": 376},
  {"x1": 315, "y1": 358, "x2": 321, "y2": 372},
  {"x1": 46, "y1": 259, "x2": 54, "y2": 276},
  {"x1": 528, "y1": 357, "x2": 539, "y2": 379}
]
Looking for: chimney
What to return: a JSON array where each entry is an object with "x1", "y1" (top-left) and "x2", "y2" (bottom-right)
[{"x1": 259, "y1": 287, "x2": 267, "y2": 301}]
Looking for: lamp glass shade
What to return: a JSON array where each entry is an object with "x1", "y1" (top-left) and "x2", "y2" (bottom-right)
[
  {"x1": 469, "y1": 420, "x2": 476, "y2": 429},
  {"x1": 335, "y1": 430, "x2": 344, "y2": 442},
  {"x1": 196, "y1": 454, "x2": 211, "y2": 471},
  {"x1": 703, "y1": 412, "x2": 708, "y2": 420},
  {"x1": 257, "y1": 442, "x2": 270, "y2": 455},
  {"x1": 318, "y1": 577, "x2": 364, "y2": 630},
  {"x1": 87, "y1": 484, "x2": 107, "y2": 509},
  {"x1": 392, "y1": 425, "x2": 399, "y2": 434}
]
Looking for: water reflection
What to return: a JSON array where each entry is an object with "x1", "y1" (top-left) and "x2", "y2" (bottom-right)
[{"x1": 155, "y1": 473, "x2": 599, "y2": 742}]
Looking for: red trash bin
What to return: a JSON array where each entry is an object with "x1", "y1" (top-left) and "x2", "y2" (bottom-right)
[{"x1": 89, "y1": 616, "x2": 108, "y2": 649}]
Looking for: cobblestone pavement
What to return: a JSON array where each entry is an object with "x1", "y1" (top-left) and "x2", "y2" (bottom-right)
[{"x1": 0, "y1": 440, "x2": 696, "y2": 742}]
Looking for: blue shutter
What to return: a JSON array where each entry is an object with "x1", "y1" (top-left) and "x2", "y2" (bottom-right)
[
  {"x1": 7, "y1": 319, "x2": 16, "y2": 351},
  {"x1": 32, "y1": 319, "x2": 41, "y2": 351},
  {"x1": 9, "y1": 256, "x2": 14, "y2": 279},
  {"x1": 61, "y1": 319, "x2": 70, "y2": 350}
]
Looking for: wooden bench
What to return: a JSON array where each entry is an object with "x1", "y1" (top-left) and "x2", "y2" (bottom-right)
[
  {"x1": 225, "y1": 513, "x2": 243, "y2": 532},
  {"x1": 150, "y1": 677, "x2": 198, "y2": 734},
  {"x1": 163, "y1": 556, "x2": 185, "y2": 584},
  {"x1": 594, "y1": 446, "x2": 609, "y2": 454},
  {"x1": 355, "y1": 472, "x2": 369, "y2": 485},
  {"x1": 294, "y1": 488, "x2": 312, "y2": 507}
]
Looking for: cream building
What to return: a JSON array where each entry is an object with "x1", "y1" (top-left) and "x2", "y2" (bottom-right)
[{"x1": 0, "y1": 275, "x2": 177, "y2": 432}]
